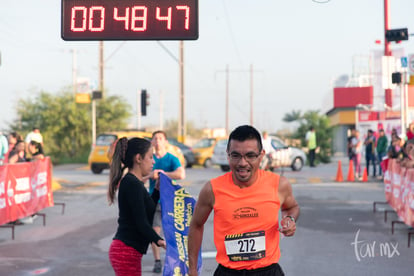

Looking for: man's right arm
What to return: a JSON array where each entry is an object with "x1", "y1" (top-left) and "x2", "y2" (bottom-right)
[{"x1": 188, "y1": 181, "x2": 214, "y2": 276}]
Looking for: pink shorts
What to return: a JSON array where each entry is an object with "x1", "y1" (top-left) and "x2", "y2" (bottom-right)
[{"x1": 109, "y1": 239, "x2": 143, "y2": 276}]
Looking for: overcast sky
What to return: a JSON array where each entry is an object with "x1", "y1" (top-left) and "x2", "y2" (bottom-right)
[{"x1": 1, "y1": 0, "x2": 414, "y2": 134}]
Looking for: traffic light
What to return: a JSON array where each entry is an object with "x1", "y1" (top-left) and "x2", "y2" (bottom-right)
[
  {"x1": 392, "y1": 72, "x2": 402, "y2": 84},
  {"x1": 141, "y1": 89, "x2": 149, "y2": 116},
  {"x1": 92, "y1": 90, "x2": 102, "y2": 100},
  {"x1": 386, "y1": 28, "x2": 409, "y2": 42}
]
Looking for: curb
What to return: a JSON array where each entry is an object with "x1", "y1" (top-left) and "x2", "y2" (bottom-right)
[{"x1": 52, "y1": 178, "x2": 63, "y2": 191}]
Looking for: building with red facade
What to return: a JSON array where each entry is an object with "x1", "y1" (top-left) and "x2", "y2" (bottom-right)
[{"x1": 326, "y1": 85, "x2": 414, "y2": 156}]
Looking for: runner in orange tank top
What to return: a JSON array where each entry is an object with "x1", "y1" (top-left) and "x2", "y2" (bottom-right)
[{"x1": 188, "y1": 125, "x2": 300, "y2": 276}]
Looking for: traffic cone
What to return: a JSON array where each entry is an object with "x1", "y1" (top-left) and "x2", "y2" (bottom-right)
[
  {"x1": 347, "y1": 159, "x2": 355, "y2": 182},
  {"x1": 362, "y1": 168, "x2": 368, "y2": 182},
  {"x1": 336, "y1": 160, "x2": 343, "y2": 182}
]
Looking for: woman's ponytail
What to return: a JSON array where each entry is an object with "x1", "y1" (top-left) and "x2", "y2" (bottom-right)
[{"x1": 108, "y1": 137, "x2": 128, "y2": 204}]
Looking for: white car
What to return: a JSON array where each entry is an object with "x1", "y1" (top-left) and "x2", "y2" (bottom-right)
[{"x1": 212, "y1": 136, "x2": 307, "y2": 172}]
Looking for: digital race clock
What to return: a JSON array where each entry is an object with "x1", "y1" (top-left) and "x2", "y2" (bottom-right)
[{"x1": 61, "y1": 0, "x2": 199, "y2": 40}]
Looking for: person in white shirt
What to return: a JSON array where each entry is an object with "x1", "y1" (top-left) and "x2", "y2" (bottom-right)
[
  {"x1": 261, "y1": 131, "x2": 276, "y2": 169},
  {"x1": 262, "y1": 131, "x2": 274, "y2": 154},
  {"x1": 25, "y1": 127, "x2": 43, "y2": 153}
]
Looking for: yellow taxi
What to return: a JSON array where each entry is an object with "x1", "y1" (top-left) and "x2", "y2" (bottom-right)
[
  {"x1": 88, "y1": 131, "x2": 185, "y2": 174},
  {"x1": 192, "y1": 137, "x2": 226, "y2": 168}
]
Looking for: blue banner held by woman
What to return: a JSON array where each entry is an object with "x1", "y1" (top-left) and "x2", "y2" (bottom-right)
[{"x1": 159, "y1": 173, "x2": 202, "y2": 276}]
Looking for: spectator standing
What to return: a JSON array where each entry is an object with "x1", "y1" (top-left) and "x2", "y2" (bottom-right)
[
  {"x1": 28, "y1": 141, "x2": 45, "y2": 161},
  {"x1": 8, "y1": 140, "x2": 26, "y2": 164},
  {"x1": 376, "y1": 129, "x2": 388, "y2": 178},
  {"x1": 149, "y1": 130, "x2": 185, "y2": 273},
  {"x1": 400, "y1": 139, "x2": 414, "y2": 168},
  {"x1": 262, "y1": 131, "x2": 274, "y2": 154},
  {"x1": 108, "y1": 137, "x2": 166, "y2": 276},
  {"x1": 364, "y1": 130, "x2": 376, "y2": 177},
  {"x1": 351, "y1": 130, "x2": 362, "y2": 179},
  {"x1": 305, "y1": 126, "x2": 317, "y2": 167},
  {"x1": 388, "y1": 133, "x2": 405, "y2": 160},
  {"x1": 261, "y1": 131, "x2": 276, "y2": 170},
  {"x1": 25, "y1": 127, "x2": 43, "y2": 153},
  {"x1": 7, "y1": 139, "x2": 28, "y2": 225},
  {"x1": 0, "y1": 132, "x2": 8, "y2": 165},
  {"x1": 347, "y1": 129, "x2": 356, "y2": 160},
  {"x1": 3, "y1": 132, "x2": 21, "y2": 163},
  {"x1": 7, "y1": 132, "x2": 21, "y2": 148},
  {"x1": 406, "y1": 123, "x2": 414, "y2": 140}
]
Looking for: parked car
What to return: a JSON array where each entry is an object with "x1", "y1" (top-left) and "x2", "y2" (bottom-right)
[
  {"x1": 88, "y1": 131, "x2": 185, "y2": 174},
  {"x1": 211, "y1": 139, "x2": 230, "y2": 171},
  {"x1": 192, "y1": 137, "x2": 226, "y2": 168},
  {"x1": 211, "y1": 136, "x2": 306, "y2": 172},
  {"x1": 167, "y1": 138, "x2": 196, "y2": 168}
]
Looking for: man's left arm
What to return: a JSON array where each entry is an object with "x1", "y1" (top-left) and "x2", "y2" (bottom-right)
[
  {"x1": 278, "y1": 176, "x2": 300, "y2": 237},
  {"x1": 163, "y1": 166, "x2": 185, "y2": 180},
  {"x1": 162, "y1": 154, "x2": 185, "y2": 180}
]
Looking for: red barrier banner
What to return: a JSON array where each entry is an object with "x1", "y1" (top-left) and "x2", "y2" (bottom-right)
[
  {"x1": 0, "y1": 157, "x2": 53, "y2": 225},
  {"x1": 383, "y1": 159, "x2": 414, "y2": 227}
]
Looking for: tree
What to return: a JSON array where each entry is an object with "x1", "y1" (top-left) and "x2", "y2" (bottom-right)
[
  {"x1": 9, "y1": 89, "x2": 132, "y2": 163},
  {"x1": 96, "y1": 95, "x2": 132, "y2": 133},
  {"x1": 163, "y1": 119, "x2": 204, "y2": 140},
  {"x1": 283, "y1": 110, "x2": 333, "y2": 164},
  {"x1": 283, "y1": 110, "x2": 302, "y2": 123}
]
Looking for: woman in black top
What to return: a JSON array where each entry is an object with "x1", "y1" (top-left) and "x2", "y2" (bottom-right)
[{"x1": 108, "y1": 137, "x2": 166, "y2": 276}]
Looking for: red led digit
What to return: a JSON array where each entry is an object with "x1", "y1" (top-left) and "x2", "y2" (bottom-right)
[
  {"x1": 114, "y1": 7, "x2": 130, "y2": 30},
  {"x1": 89, "y1": 6, "x2": 105, "y2": 32},
  {"x1": 71, "y1": 6, "x2": 87, "y2": 32},
  {"x1": 131, "y1": 6, "x2": 147, "y2": 31},
  {"x1": 156, "y1": 7, "x2": 172, "y2": 30},
  {"x1": 176, "y1": 5, "x2": 190, "y2": 30}
]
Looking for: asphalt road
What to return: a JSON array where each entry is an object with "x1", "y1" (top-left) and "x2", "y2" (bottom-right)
[{"x1": 0, "y1": 161, "x2": 413, "y2": 276}]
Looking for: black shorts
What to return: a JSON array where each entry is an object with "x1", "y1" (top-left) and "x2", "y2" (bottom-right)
[{"x1": 214, "y1": 263, "x2": 285, "y2": 276}]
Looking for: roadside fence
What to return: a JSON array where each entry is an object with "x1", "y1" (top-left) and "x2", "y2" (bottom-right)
[{"x1": 0, "y1": 157, "x2": 65, "y2": 239}]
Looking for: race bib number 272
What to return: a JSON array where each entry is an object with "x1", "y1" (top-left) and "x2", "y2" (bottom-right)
[{"x1": 224, "y1": 230, "x2": 266, "y2": 262}]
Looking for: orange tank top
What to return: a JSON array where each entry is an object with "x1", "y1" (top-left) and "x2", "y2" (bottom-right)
[{"x1": 211, "y1": 170, "x2": 281, "y2": 270}]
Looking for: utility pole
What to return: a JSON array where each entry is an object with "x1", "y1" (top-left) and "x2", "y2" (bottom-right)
[
  {"x1": 250, "y1": 64, "x2": 254, "y2": 126},
  {"x1": 71, "y1": 49, "x2": 77, "y2": 95},
  {"x1": 384, "y1": 0, "x2": 393, "y2": 108},
  {"x1": 137, "y1": 90, "x2": 142, "y2": 130},
  {"x1": 216, "y1": 64, "x2": 261, "y2": 132},
  {"x1": 400, "y1": 77, "x2": 405, "y2": 134},
  {"x1": 99, "y1": 41, "x2": 104, "y2": 98},
  {"x1": 159, "y1": 90, "x2": 164, "y2": 130},
  {"x1": 92, "y1": 42, "x2": 104, "y2": 145},
  {"x1": 178, "y1": 41, "x2": 185, "y2": 143},
  {"x1": 225, "y1": 65, "x2": 229, "y2": 135},
  {"x1": 404, "y1": 70, "x2": 409, "y2": 130},
  {"x1": 92, "y1": 96, "x2": 96, "y2": 144},
  {"x1": 215, "y1": 65, "x2": 230, "y2": 135}
]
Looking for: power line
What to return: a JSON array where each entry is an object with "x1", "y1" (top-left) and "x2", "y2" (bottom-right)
[
  {"x1": 156, "y1": 41, "x2": 179, "y2": 63},
  {"x1": 221, "y1": 0, "x2": 244, "y2": 67},
  {"x1": 105, "y1": 41, "x2": 127, "y2": 63}
]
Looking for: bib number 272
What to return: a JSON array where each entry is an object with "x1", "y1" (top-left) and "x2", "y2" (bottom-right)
[
  {"x1": 238, "y1": 239, "x2": 256, "y2": 253},
  {"x1": 224, "y1": 231, "x2": 266, "y2": 262}
]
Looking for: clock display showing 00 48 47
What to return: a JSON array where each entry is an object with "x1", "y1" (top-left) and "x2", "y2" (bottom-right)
[{"x1": 61, "y1": 0, "x2": 199, "y2": 40}]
